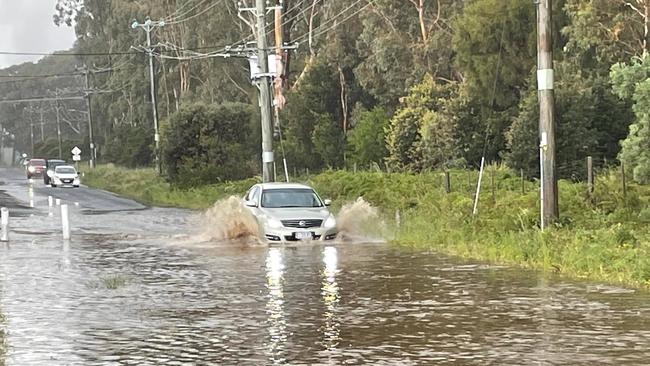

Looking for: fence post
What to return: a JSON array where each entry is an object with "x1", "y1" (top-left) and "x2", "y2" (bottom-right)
[
  {"x1": 587, "y1": 156, "x2": 594, "y2": 197},
  {"x1": 621, "y1": 162, "x2": 627, "y2": 198},
  {"x1": 1, "y1": 207, "x2": 9, "y2": 242},
  {"x1": 520, "y1": 169, "x2": 525, "y2": 195},
  {"x1": 444, "y1": 171, "x2": 451, "y2": 193},
  {"x1": 353, "y1": 162, "x2": 357, "y2": 174},
  {"x1": 61, "y1": 204, "x2": 70, "y2": 240},
  {"x1": 490, "y1": 167, "x2": 495, "y2": 203}
]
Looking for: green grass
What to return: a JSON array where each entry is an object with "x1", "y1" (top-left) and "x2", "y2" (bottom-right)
[{"x1": 84, "y1": 164, "x2": 650, "y2": 288}]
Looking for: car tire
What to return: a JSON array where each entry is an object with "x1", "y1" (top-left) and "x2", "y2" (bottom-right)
[
  {"x1": 73, "y1": 185, "x2": 79, "y2": 188},
  {"x1": 51, "y1": 184, "x2": 57, "y2": 188}
]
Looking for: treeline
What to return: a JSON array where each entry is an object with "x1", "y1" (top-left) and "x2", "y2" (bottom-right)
[{"x1": 1, "y1": 0, "x2": 650, "y2": 184}]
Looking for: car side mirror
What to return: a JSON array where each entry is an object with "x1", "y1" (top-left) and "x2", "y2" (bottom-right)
[
  {"x1": 244, "y1": 200, "x2": 258, "y2": 208},
  {"x1": 323, "y1": 199, "x2": 332, "y2": 206}
]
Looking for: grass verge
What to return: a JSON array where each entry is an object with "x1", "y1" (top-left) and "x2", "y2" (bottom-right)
[{"x1": 85, "y1": 164, "x2": 650, "y2": 288}]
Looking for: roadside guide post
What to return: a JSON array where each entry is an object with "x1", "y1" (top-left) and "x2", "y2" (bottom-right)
[
  {"x1": 71, "y1": 146, "x2": 82, "y2": 171},
  {"x1": 61, "y1": 204, "x2": 70, "y2": 240},
  {"x1": 1, "y1": 207, "x2": 9, "y2": 242}
]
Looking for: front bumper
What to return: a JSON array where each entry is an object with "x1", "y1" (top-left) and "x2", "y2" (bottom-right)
[
  {"x1": 52, "y1": 178, "x2": 80, "y2": 187},
  {"x1": 263, "y1": 226, "x2": 338, "y2": 243}
]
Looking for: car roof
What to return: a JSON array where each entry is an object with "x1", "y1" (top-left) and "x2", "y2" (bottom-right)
[
  {"x1": 54, "y1": 165, "x2": 76, "y2": 170},
  {"x1": 47, "y1": 159, "x2": 66, "y2": 163},
  {"x1": 258, "y1": 182, "x2": 315, "y2": 190}
]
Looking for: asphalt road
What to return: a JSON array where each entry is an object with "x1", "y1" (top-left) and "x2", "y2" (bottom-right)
[{"x1": 0, "y1": 166, "x2": 146, "y2": 215}]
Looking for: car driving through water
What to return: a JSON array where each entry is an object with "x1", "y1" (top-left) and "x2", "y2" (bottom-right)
[
  {"x1": 50, "y1": 165, "x2": 80, "y2": 188},
  {"x1": 25, "y1": 158, "x2": 46, "y2": 179},
  {"x1": 244, "y1": 183, "x2": 337, "y2": 243}
]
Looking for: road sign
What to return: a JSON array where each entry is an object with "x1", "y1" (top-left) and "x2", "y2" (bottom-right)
[
  {"x1": 73, "y1": 154, "x2": 81, "y2": 161},
  {"x1": 71, "y1": 146, "x2": 81, "y2": 155}
]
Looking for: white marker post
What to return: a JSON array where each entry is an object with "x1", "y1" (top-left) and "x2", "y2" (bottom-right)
[
  {"x1": 61, "y1": 204, "x2": 70, "y2": 240},
  {"x1": 48, "y1": 195, "x2": 53, "y2": 207},
  {"x1": 55, "y1": 198, "x2": 61, "y2": 206},
  {"x1": 1, "y1": 207, "x2": 9, "y2": 242}
]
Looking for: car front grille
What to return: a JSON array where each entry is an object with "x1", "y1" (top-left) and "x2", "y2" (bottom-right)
[
  {"x1": 62, "y1": 179, "x2": 73, "y2": 183},
  {"x1": 281, "y1": 219, "x2": 323, "y2": 228}
]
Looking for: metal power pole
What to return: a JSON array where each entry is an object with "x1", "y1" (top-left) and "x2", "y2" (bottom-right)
[
  {"x1": 39, "y1": 107, "x2": 45, "y2": 142},
  {"x1": 132, "y1": 18, "x2": 164, "y2": 174},
  {"x1": 30, "y1": 122, "x2": 34, "y2": 156},
  {"x1": 83, "y1": 65, "x2": 96, "y2": 168},
  {"x1": 536, "y1": 0, "x2": 558, "y2": 228},
  {"x1": 256, "y1": 0, "x2": 275, "y2": 182},
  {"x1": 55, "y1": 98, "x2": 63, "y2": 159}
]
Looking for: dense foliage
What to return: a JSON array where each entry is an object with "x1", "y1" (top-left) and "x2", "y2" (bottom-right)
[{"x1": 0, "y1": 0, "x2": 649, "y2": 182}]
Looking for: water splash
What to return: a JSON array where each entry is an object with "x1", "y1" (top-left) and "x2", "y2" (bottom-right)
[
  {"x1": 335, "y1": 197, "x2": 388, "y2": 242},
  {"x1": 199, "y1": 196, "x2": 262, "y2": 243}
]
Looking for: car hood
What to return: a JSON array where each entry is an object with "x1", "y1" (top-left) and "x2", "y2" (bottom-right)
[
  {"x1": 54, "y1": 173, "x2": 78, "y2": 179},
  {"x1": 260, "y1": 207, "x2": 331, "y2": 220}
]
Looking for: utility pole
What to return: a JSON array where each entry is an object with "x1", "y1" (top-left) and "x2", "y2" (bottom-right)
[
  {"x1": 54, "y1": 91, "x2": 63, "y2": 159},
  {"x1": 132, "y1": 18, "x2": 165, "y2": 174},
  {"x1": 256, "y1": 0, "x2": 275, "y2": 182},
  {"x1": 537, "y1": 0, "x2": 558, "y2": 228},
  {"x1": 83, "y1": 64, "x2": 96, "y2": 168},
  {"x1": 39, "y1": 107, "x2": 45, "y2": 142},
  {"x1": 30, "y1": 122, "x2": 34, "y2": 157}
]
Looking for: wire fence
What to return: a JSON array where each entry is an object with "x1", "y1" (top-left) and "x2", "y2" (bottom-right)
[{"x1": 287, "y1": 155, "x2": 637, "y2": 201}]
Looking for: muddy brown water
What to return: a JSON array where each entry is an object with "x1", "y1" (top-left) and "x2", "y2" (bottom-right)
[{"x1": 0, "y1": 172, "x2": 649, "y2": 364}]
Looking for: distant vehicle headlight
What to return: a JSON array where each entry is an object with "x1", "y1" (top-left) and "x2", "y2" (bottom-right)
[
  {"x1": 324, "y1": 215, "x2": 336, "y2": 228},
  {"x1": 27, "y1": 166, "x2": 35, "y2": 173},
  {"x1": 266, "y1": 218, "x2": 284, "y2": 229},
  {"x1": 47, "y1": 170, "x2": 54, "y2": 177}
]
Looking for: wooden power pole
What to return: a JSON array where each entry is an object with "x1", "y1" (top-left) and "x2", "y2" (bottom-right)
[
  {"x1": 537, "y1": 0, "x2": 558, "y2": 228},
  {"x1": 256, "y1": 0, "x2": 275, "y2": 182}
]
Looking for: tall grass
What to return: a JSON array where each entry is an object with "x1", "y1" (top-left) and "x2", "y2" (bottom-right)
[{"x1": 85, "y1": 164, "x2": 650, "y2": 288}]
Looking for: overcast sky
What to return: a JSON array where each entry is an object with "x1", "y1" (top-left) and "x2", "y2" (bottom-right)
[{"x1": 0, "y1": 0, "x2": 77, "y2": 69}]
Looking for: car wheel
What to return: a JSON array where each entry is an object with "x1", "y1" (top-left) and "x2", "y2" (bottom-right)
[
  {"x1": 73, "y1": 185, "x2": 79, "y2": 188},
  {"x1": 51, "y1": 184, "x2": 57, "y2": 188}
]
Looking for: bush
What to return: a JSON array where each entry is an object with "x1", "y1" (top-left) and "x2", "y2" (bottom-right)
[{"x1": 161, "y1": 102, "x2": 255, "y2": 187}]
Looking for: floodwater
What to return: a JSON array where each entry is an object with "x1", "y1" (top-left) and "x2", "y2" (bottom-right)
[{"x1": 1, "y1": 174, "x2": 650, "y2": 364}]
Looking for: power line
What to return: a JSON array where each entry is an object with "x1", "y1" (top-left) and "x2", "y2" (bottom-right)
[
  {"x1": 292, "y1": 0, "x2": 370, "y2": 44},
  {"x1": 163, "y1": 0, "x2": 208, "y2": 21},
  {"x1": 0, "y1": 50, "x2": 137, "y2": 57},
  {"x1": 0, "y1": 96, "x2": 85, "y2": 104},
  {"x1": 165, "y1": 0, "x2": 216, "y2": 24}
]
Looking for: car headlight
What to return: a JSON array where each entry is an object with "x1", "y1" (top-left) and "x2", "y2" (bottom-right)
[
  {"x1": 28, "y1": 166, "x2": 35, "y2": 173},
  {"x1": 47, "y1": 170, "x2": 54, "y2": 177},
  {"x1": 324, "y1": 215, "x2": 336, "y2": 228},
  {"x1": 266, "y1": 218, "x2": 284, "y2": 229}
]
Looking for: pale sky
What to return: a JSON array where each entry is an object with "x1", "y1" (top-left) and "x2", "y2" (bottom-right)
[{"x1": 0, "y1": 0, "x2": 77, "y2": 69}]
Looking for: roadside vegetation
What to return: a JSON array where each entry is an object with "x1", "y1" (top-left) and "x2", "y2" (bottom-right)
[{"x1": 85, "y1": 164, "x2": 650, "y2": 288}]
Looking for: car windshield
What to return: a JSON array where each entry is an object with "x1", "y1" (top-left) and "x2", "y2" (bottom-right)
[
  {"x1": 261, "y1": 188, "x2": 322, "y2": 208},
  {"x1": 56, "y1": 167, "x2": 76, "y2": 174},
  {"x1": 29, "y1": 159, "x2": 45, "y2": 166}
]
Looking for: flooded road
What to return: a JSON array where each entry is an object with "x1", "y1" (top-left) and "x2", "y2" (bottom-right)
[{"x1": 1, "y1": 168, "x2": 650, "y2": 365}]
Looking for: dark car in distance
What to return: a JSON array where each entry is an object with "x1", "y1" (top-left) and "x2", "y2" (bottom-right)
[
  {"x1": 43, "y1": 159, "x2": 67, "y2": 185},
  {"x1": 26, "y1": 158, "x2": 46, "y2": 179}
]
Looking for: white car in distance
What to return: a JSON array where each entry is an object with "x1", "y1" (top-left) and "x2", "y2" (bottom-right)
[
  {"x1": 51, "y1": 165, "x2": 80, "y2": 188},
  {"x1": 244, "y1": 183, "x2": 337, "y2": 243}
]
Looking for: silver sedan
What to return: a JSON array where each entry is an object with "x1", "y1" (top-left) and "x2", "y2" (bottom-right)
[{"x1": 244, "y1": 183, "x2": 337, "y2": 243}]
